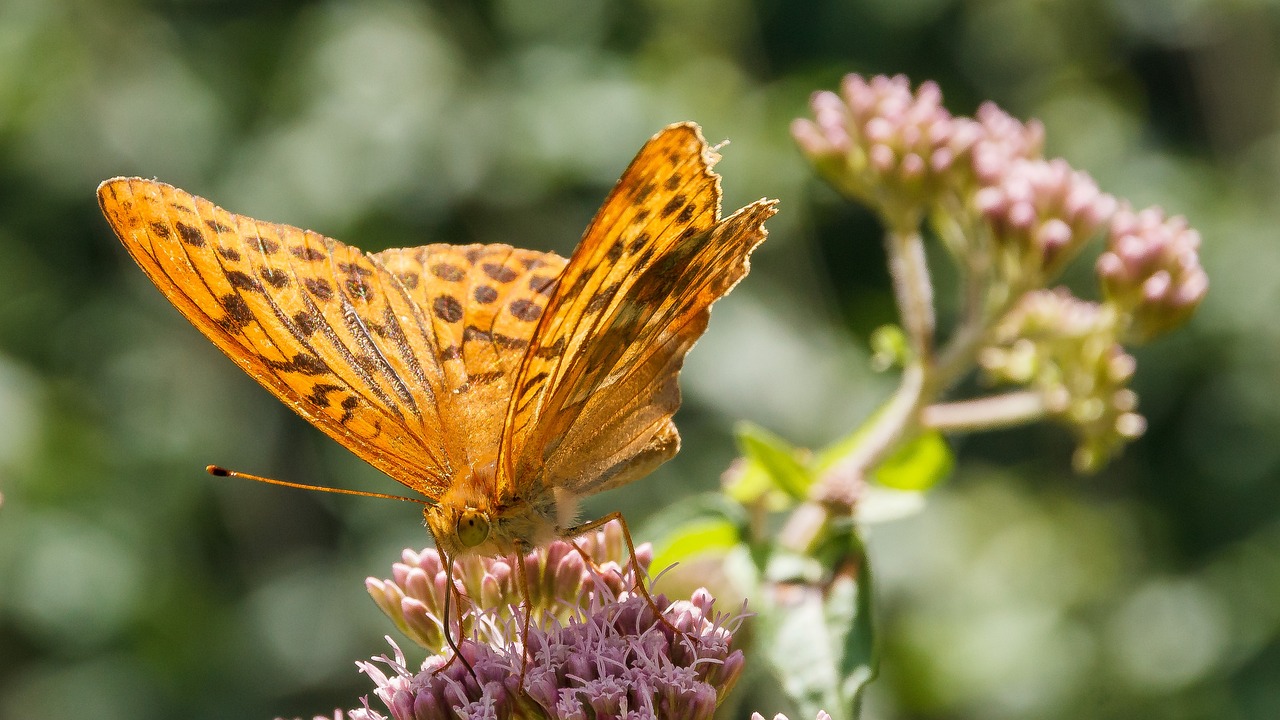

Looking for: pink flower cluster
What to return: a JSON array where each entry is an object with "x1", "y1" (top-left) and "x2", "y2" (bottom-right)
[
  {"x1": 348, "y1": 525, "x2": 747, "y2": 720},
  {"x1": 793, "y1": 75, "x2": 978, "y2": 222},
  {"x1": 793, "y1": 73, "x2": 1207, "y2": 469},
  {"x1": 975, "y1": 158, "x2": 1117, "y2": 285},
  {"x1": 1099, "y1": 206, "x2": 1209, "y2": 342},
  {"x1": 366, "y1": 522, "x2": 646, "y2": 654}
]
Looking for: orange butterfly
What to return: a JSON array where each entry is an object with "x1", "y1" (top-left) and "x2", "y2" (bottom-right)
[{"x1": 98, "y1": 122, "x2": 776, "y2": 651}]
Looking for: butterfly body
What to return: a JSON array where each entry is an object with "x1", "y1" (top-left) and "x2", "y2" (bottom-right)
[{"x1": 98, "y1": 122, "x2": 776, "y2": 565}]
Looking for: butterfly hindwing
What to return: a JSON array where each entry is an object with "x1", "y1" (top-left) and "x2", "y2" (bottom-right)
[{"x1": 372, "y1": 243, "x2": 566, "y2": 476}]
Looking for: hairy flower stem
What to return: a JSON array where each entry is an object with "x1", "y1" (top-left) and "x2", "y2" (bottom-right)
[
  {"x1": 829, "y1": 365, "x2": 926, "y2": 488},
  {"x1": 812, "y1": 224, "x2": 945, "y2": 508},
  {"x1": 888, "y1": 226, "x2": 936, "y2": 363}
]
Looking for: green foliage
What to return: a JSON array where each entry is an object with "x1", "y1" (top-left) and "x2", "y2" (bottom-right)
[
  {"x1": 870, "y1": 431, "x2": 954, "y2": 491},
  {"x1": 755, "y1": 542, "x2": 874, "y2": 720},
  {"x1": 659, "y1": 422, "x2": 894, "y2": 719},
  {"x1": 730, "y1": 422, "x2": 814, "y2": 504}
]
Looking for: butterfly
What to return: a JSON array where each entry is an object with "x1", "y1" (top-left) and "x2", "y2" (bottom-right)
[{"x1": 98, "y1": 122, "x2": 776, "y2": 654}]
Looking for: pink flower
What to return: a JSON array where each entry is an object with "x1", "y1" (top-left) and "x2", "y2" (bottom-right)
[
  {"x1": 356, "y1": 586, "x2": 746, "y2": 720},
  {"x1": 792, "y1": 74, "x2": 977, "y2": 223}
]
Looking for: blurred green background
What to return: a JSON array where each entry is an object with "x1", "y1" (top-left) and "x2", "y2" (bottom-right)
[{"x1": 0, "y1": 0, "x2": 1273, "y2": 718}]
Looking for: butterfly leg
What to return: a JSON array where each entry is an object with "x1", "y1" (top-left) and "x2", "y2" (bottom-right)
[
  {"x1": 513, "y1": 542, "x2": 536, "y2": 688},
  {"x1": 562, "y1": 511, "x2": 692, "y2": 644},
  {"x1": 436, "y1": 550, "x2": 477, "y2": 678}
]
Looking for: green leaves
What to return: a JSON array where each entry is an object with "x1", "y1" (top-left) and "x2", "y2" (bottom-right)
[
  {"x1": 649, "y1": 418, "x2": 948, "y2": 720},
  {"x1": 727, "y1": 423, "x2": 814, "y2": 505},
  {"x1": 729, "y1": 416, "x2": 954, "y2": 508},
  {"x1": 755, "y1": 533, "x2": 875, "y2": 720}
]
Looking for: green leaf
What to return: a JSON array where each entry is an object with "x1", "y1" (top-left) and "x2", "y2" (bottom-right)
[
  {"x1": 824, "y1": 533, "x2": 876, "y2": 714},
  {"x1": 756, "y1": 527, "x2": 876, "y2": 720},
  {"x1": 721, "y1": 455, "x2": 779, "y2": 507},
  {"x1": 855, "y1": 484, "x2": 928, "y2": 524},
  {"x1": 733, "y1": 422, "x2": 814, "y2": 502},
  {"x1": 815, "y1": 403, "x2": 954, "y2": 492},
  {"x1": 637, "y1": 493, "x2": 746, "y2": 569},
  {"x1": 873, "y1": 429, "x2": 953, "y2": 491},
  {"x1": 814, "y1": 414, "x2": 875, "y2": 475},
  {"x1": 649, "y1": 515, "x2": 743, "y2": 573}
]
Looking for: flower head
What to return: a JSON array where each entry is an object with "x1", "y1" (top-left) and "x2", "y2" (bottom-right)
[
  {"x1": 792, "y1": 74, "x2": 978, "y2": 225},
  {"x1": 356, "y1": 582, "x2": 746, "y2": 720},
  {"x1": 966, "y1": 102, "x2": 1046, "y2": 186},
  {"x1": 1098, "y1": 205, "x2": 1208, "y2": 342},
  {"x1": 366, "y1": 521, "x2": 644, "y2": 654},
  {"x1": 975, "y1": 158, "x2": 1117, "y2": 286},
  {"x1": 981, "y1": 289, "x2": 1145, "y2": 471},
  {"x1": 357, "y1": 524, "x2": 747, "y2": 720}
]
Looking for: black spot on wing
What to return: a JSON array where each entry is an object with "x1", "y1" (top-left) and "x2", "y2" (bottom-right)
[
  {"x1": 509, "y1": 299, "x2": 542, "y2": 322},
  {"x1": 433, "y1": 295, "x2": 463, "y2": 323},
  {"x1": 305, "y1": 278, "x2": 334, "y2": 301},
  {"x1": 175, "y1": 222, "x2": 206, "y2": 246}
]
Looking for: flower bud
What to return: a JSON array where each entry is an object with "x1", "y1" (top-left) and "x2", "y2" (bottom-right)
[
  {"x1": 978, "y1": 159, "x2": 1117, "y2": 286},
  {"x1": 1098, "y1": 205, "x2": 1208, "y2": 342},
  {"x1": 365, "y1": 521, "x2": 651, "y2": 653},
  {"x1": 792, "y1": 74, "x2": 975, "y2": 224},
  {"x1": 981, "y1": 289, "x2": 1146, "y2": 471}
]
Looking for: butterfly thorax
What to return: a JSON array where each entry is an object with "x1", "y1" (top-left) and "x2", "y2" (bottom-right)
[{"x1": 423, "y1": 470, "x2": 565, "y2": 558}]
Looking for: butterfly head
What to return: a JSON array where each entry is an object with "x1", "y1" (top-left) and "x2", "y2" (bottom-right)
[
  {"x1": 424, "y1": 500, "x2": 492, "y2": 557},
  {"x1": 423, "y1": 464, "x2": 562, "y2": 558}
]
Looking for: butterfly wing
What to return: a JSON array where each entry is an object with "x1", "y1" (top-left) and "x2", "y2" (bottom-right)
[
  {"x1": 98, "y1": 178, "x2": 562, "y2": 499},
  {"x1": 497, "y1": 123, "x2": 778, "y2": 497},
  {"x1": 371, "y1": 243, "x2": 566, "y2": 476}
]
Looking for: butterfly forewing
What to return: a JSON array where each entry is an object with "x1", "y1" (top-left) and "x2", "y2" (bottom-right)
[
  {"x1": 497, "y1": 123, "x2": 778, "y2": 495},
  {"x1": 543, "y1": 201, "x2": 776, "y2": 494},
  {"x1": 101, "y1": 179, "x2": 555, "y2": 499}
]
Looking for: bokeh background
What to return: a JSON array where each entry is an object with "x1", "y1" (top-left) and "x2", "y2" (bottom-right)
[{"x1": 0, "y1": 0, "x2": 1274, "y2": 718}]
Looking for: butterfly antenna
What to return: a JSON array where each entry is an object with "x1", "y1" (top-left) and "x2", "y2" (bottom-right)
[{"x1": 206, "y1": 465, "x2": 429, "y2": 505}]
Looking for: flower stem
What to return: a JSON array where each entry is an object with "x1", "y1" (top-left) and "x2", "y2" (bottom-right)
[
  {"x1": 817, "y1": 363, "x2": 927, "y2": 499},
  {"x1": 887, "y1": 226, "x2": 936, "y2": 363},
  {"x1": 921, "y1": 391, "x2": 1047, "y2": 432}
]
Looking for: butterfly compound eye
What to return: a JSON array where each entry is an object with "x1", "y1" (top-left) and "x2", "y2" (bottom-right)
[{"x1": 456, "y1": 508, "x2": 490, "y2": 548}]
